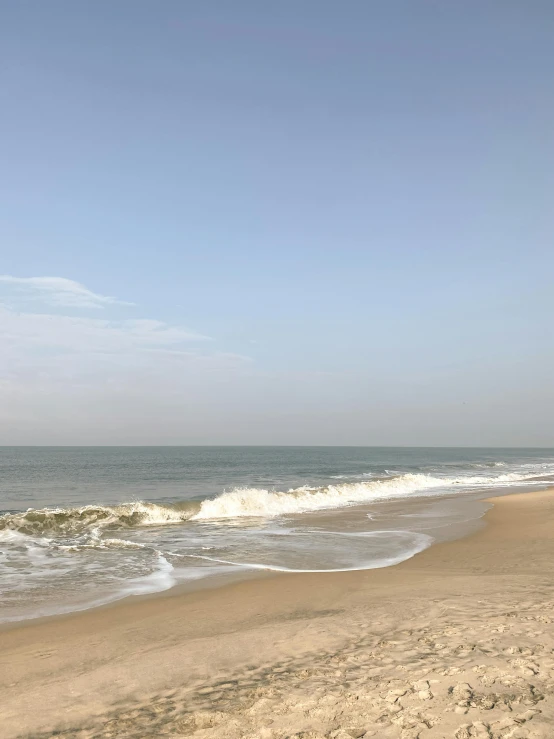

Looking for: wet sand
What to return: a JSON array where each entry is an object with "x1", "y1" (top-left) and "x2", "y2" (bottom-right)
[{"x1": 1, "y1": 488, "x2": 554, "y2": 738}]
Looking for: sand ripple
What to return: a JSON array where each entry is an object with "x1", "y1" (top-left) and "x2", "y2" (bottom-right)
[{"x1": 23, "y1": 595, "x2": 554, "y2": 739}]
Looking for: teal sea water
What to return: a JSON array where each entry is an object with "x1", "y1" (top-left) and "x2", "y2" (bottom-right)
[{"x1": 1, "y1": 447, "x2": 553, "y2": 623}]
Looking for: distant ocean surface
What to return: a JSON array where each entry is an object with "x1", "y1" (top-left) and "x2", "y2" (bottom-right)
[{"x1": 1, "y1": 446, "x2": 553, "y2": 623}]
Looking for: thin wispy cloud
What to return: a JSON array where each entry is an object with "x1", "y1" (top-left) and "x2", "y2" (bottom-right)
[
  {"x1": 0, "y1": 273, "x2": 211, "y2": 368},
  {"x1": 0, "y1": 275, "x2": 134, "y2": 309},
  {"x1": 0, "y1": 275, "x2": 254, "y2": 442},
  {"x1": 0, "y1": 277, "x2": 246, "y2": 392},
  {"x1": 0, "y1": 307, "x2": 210, "y2": 356}
]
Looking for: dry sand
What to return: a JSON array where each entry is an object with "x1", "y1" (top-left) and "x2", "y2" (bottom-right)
[{"x1": 1, "y1": 488, "x2": 554, "y2": 739}]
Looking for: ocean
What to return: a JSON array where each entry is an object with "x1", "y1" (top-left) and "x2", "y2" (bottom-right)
[{"x1": 1, "y1": 446, "x2": 553, "y2": 624}]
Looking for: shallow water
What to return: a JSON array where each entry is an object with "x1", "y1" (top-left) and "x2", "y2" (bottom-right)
[{"x1": 0, "y1": 446, "x2": 553, "y2": 622}]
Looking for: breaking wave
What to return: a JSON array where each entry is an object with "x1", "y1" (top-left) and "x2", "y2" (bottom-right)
[
  {"x1": 0, "y1": 501, "x2": 199, "y2": 537},
  {"x1": 0, "y1": 470, "x2": 545, "y2": 537},
  {"x1": 191, "y1": 471, "x2": 539, "y2": 520}
]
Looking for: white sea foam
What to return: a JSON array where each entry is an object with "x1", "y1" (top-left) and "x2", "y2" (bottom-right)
[
  {"x1": 120, "y1": 553, "x2": 176, "y2": 595},
  {"x1": 191, "y1": 471, "x2": 542, "y2": 520},
  {"x1": 184, "y1": 530, "x2": 434, "y2": 573},
  {"x1": 0, "y1": 552, "x2": 176, "y2": 624},
  {"x1": 56, "y1": 537, "x2": 149, "y2": 552}
]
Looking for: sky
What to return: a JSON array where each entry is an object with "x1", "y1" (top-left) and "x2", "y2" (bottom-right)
[{"x1": 0, "y1": 1, "x2": 553, "y2": 446}]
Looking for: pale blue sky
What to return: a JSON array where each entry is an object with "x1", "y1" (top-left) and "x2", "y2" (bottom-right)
[{"x1": 1, "y1": 1, "x2": 553, "y2": 445}]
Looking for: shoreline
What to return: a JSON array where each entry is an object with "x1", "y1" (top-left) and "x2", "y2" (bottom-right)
[
  {"x1": 2, "y1": 487, "x2": 554, "y2": 737},
  {"x1": 0, "y1": 481, "x2": 523, "y2": 631},
  {"x1": 1, "y1": 480, "x2": 542, "y2": 632}
]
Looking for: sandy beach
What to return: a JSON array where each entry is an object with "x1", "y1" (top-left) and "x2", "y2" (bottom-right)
[{"x1": 2, "y1": 488, "x2": 554, "y2": 738}]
